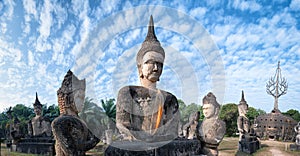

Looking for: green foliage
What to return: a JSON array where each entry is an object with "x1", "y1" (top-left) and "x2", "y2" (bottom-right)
[
  {"x1": 0, "y1": 103, "x2": 59, "y2": 139},
  {"x1": 79, "y1": 97, "x2": 108, "y2": 138},
  {"x1": 178, "y1": 99, "x2": 202, "y2": 125},
  {"x1": 101, "y1": 98, "x2": 116, "y2": 122},
  {"x1": 282, "y1": 109, "x2": 300, "y2": 121},
  {"x1": 219, "y1": 103, "x2": 239, "y2": 137}
]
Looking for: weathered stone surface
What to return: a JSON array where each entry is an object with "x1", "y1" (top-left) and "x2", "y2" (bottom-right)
[
  {"x1": 183, "y1": 111, "x2": 200, "y2": 139},
  {"x1": 116, "y1": 16, "x2": 179, "y2": 143},
  {"x1": 52, "y1": 70, "x2": 99, "y2": 156},
  {"x1": 105, "y1": 138, "x2": 201, "y2": 156},
  {"x1": 198, "y1": 92, "x2": 226, "y2": 156},
  {"x1": 295, "y1": 122, "x2": 300, "y2": 145},
  {"x1": 14, "y1": 137, "x2": 55, "y2": 156},
  {"x1": 290, "y1": 143, "x2": 300, "y2": 151}
]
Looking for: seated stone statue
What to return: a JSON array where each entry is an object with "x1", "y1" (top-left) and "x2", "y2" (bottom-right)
[
  {"x1": 51, "y1": 70, "x2": 99, "y2": 156},
  {"x1": 11, "y1": 116, "x2": 23, "y2": 144},
  {"x1": 28, "y1": 93, "x2": 52, "y2": 137},
  {"x1": 183, "y1": 111, "x2": 200, "y2": 139},
  {"x1": 237, "y1": 91, "x2": 250, "y2": 141},
  {"x1": 295, "y1": 122, "x2": 300, "y2": 145},
  {"x1": 198, "y1": 92, "x2": 226, "y2": 156},
  {"x1": 116, "y1": 16, "x2": 180, "y2": 143}
]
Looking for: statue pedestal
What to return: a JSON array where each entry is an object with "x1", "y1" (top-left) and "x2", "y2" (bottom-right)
[
  {"x1": 238, "y1": 135, "x2": 260, "y2": 154},
  {"x1": 290, "y1": 144, "x2": 300, "y2": 151},
  {"x1": 13, "y1": 137, "x2": 55, "y2": 156},
  {"x1": 105, "y1": 138, "x2": 201, "y2": 156}
]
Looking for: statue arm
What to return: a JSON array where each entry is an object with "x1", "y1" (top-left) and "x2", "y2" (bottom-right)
[
  {"x1": 237, "y1": 117, "x2": 244, "y2": 133},
  {"x1": 52, "y1": 119, "x2": 77, "y2": 154},
  {"x1": 116, "y1": 87, "x2": 136, "y2": 139},
  {"x1": 27, "y1": 120, "x2": 33, "y2": 136},
  {"x1": 77, "y1": 129, "x2": 100, "y2": 151}
]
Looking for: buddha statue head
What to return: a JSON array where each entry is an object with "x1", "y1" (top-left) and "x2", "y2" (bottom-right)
[
  {"x1": 136, "y1": 16, "x2": 165, "y2": 88},
  {"x1": 202, "y1": 92, "x2": 220, "y2": 119},
  {"x1": 238, "y1": 90, "x2": 248, "y2": 116},
  {"x1": 33, "y1": 92, "x2": 43, "y2": 116},
  {"x1": 57, "y1": 70, "x2": 86, "y2": 115}
]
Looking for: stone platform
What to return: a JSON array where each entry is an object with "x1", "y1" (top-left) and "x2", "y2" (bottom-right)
[
  {"x1": 105, "y1": 138, "x2": 201, "y2": 156},
  {"x1": 290, "y1": 144, "x2": 300, "y2": 151},
  {"x1": 12, "y1": 137, "x2": 55, "y2": 156},
  {"x1": 238, "y1": 135, "x2": 260, "y2": 154}
]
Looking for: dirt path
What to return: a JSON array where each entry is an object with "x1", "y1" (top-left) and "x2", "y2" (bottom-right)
[{"x1": 269, "y1": 147, "x2": 292, "y2": 156}]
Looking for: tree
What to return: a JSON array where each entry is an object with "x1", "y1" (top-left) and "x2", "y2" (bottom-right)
[
  {"x1": 79, "y1": 97, "x2": 107, "y2": 138},
  {"x1": 219, "y1": 103, "x2": 239, "y2": 137},
  {"x1": 101, "y1": 98, "x2": 116, "y2": 122},
  {"x1": 282, "y1": 109, "x2": 300, "y2": 121},
  {"x1": 246, "y1": 107, "x2": 266, "y2": 125}
]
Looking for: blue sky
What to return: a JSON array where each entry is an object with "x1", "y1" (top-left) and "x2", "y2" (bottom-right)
[{"x1": 0, "y1": 0, "x2": 299, "y2": 113}]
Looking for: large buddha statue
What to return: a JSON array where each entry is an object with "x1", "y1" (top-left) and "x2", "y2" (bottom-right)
[
  {"x1": 237, "y1": 91, "x2": 250, "y2": 141},
  {"x1": 116, "y1": 16, "x2": 180, "y2": 143},
  {"x1": 28, "y1": 93, "x2": 52, "y2": 137},
  {"x1": 51, "y1": 70, "x2": 99, "y2": 156},
  {"x1": 198, "y1": 92, "x2": 226, "y2": 156}
]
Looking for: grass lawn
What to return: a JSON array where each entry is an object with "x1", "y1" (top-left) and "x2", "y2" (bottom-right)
[{"x1": 219, "y1": 137, "x2": 300, "y2": 156}]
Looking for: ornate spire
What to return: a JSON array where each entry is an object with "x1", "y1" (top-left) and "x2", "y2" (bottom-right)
[
  {"x1": 266, "y1": 61, "x2": 288, "y2": 113},
  {"x1": 33, "y1": 92, "x2": 42, "y2": 107}
]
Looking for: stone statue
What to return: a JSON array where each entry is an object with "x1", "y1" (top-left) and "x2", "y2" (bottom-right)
[
  {"x1": 116, "y1": 15, "x2": 180, "y2": 142},
  {"x1": 237, "y1": 91, "x2": 250, "y2": 141},
  {"x1": 11, "y1": 116, "x2": 23, "y2": 144},
  {"x1": 51, "y1": 70, "x2": 99, "y2": 156},
  {"x1": 28, "y1": 93, "x2": 52, "y2": 137},
  {"x1": 295, "y1": 122, "x2": 300, "y2": 145},
  {"x1": 183, "y1": 111, "x2": 200, "y2": 139},
  {"x1": 198, "y1": 92, "x2": 226, "y2": 156}
]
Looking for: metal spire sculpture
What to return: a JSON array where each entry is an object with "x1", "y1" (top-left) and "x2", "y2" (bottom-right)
[{"x1": 266, "y1": 61, "x2": 288, "y2": 113}]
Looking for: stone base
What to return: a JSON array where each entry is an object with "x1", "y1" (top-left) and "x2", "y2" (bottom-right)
[
  {"x1": 238, "y1": 140, "x2": 260, "y2": 154},
  {"x1": 290, "y1": 144, "x2": 300, "y2": 151},
  {"x1": 12, "y1": 137, "x2": 55, "y2": 156},
  {"x1": 105, "y1": 138, "x2": 201, "y2": 156}
]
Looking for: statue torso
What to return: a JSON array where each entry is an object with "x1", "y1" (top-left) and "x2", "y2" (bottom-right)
[{"x1": 116, "y1": 86, "x2": 179, "y2": 140}]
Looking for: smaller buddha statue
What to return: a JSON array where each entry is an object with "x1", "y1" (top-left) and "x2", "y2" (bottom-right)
[
  {"x1": 295, "y1": 122, "x2": 300, "y2": 145},
  {"x1": 183, "y1": 111, "x2": 200, "y2": 139},
  {"x1": 28, "y1": 93, "x2": 52, "y2": 137},
  {"x1": 237, "y1": 91, "x2": 250, "y2": 141},
  {"x1": 51, "y1": 70, "x2": 99, "y2": 156},
  {"x1": 198, "y1": 92, "x2": 226, "y2": 156}
]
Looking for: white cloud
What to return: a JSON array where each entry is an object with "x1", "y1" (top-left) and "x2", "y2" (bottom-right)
[
  {"x1": 28, "y1": 50, "x2": 34, "y2": 66},
  {"x1": 39, "y1": 0, "x2": 52, "y2": 39},
  {"x1": 231, "y1": 0, "x2": 262, "y2": 12},
  {"x1": 290, "y1": 0, "x2": 300, "y2": 11}
]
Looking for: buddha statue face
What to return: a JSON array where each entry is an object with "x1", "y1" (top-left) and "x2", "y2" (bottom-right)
[
  {"x1": 141, "y1": 51, "x2": 164, "y2": 82},
  {"x1": 202, "y1": 103, "x2": 215, "y2": 119},
  {"x1": 34, "y1": 106, "x2": 42, "y2": 116},
  {"x1": 238, "y1": 103, "x2": 248, "y2": 116}
]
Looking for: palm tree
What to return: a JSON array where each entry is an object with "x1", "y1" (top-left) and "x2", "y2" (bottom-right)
[
  {"x1": 79, "y1": 97, "x2": 107, "y2": 138},
  {"x1": 101, "y1": 99, "x2": 116, "y2": 129}
]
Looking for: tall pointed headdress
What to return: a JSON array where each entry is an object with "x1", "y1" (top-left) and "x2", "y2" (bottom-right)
[
  {"x1": 33, "y1": 92, "x2": 43, "y2": 108},
  {"x1": 136, "y1": 15, "x2": 165, "y2": 68},
  {"x1": 238, "y1": 90, "x2": 248, "y2": 108}
]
